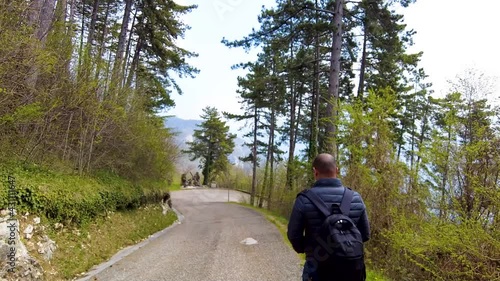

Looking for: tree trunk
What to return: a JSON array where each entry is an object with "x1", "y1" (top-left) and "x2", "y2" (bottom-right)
[
  {"x1": 295, "y1": 84, "x2": 304, "y2": 150},
  {"x1": 126, "y1": 36, "x2": 144, "y2": 89},
  {"x1": 267, "y1": 60, "x2": 278, "y2": 207},
  {"x1": 286, "y1": 39, "x2": 296, "y2": 190},
  {"x1": 260, "y1": 64, "x2": 277, "y2": 208},
  {"x1": 95, "y1": 0, "x2": 111, "y2": 86},
  {"x1": 203, "y1": 152, "x2": 212, "y2": 186},
  {"x1": 439, "y1": 129, "x2": 452, "y2": 219},
  {"x1": 259, "y1": 142, "x2": 271, "y2": 208},
  {"x1": 58, "y1": 0, "x2": 67, "y2": 23},
  {"x1": 87, "y1": 0, "x2": 100, "y2": 47},
  {"x1": 267, "y1": 103, "x2": 276, "y2": 210},
  {"x1": 112, "y1": 0, "x2": 133, "y2": 86},
  {"x1": 77, "y1": 1, "x2": 85, "y2": 72},
  {"x1": 81, "y1": 0, "x2": 100, "y2": 80},
  {"x1": 250, "y1": 106, "x2": 258, "y2": 206},
  {"x1": 324, "y1": 0, "x2": 343, "y2": 157},
  {"x1": 357, "y1": 18, "x2": 367, "y2": 100},
  {"x1": 123, "y1": 8, "x2": 138, "y2": 86},
  {"x1": 416, "y1": 100, "x2": 430, "y2": 167},
  {"x1": 36, "y1": 0, "x2": 56, "y2": 42},
  {"x1": 64, "y1": 0, "x2": 75, "y2": 73},
  {"x1": 68, "y1": 0, "x2": 76, "y2": 35},
  {"x1": 62, "y1": 112, "x2": 74, "y2": 161},
  {"x1": 309, "y1": 0, "x2": 320, "y2": 161},
  {"x1": 26, "y1": 0, "x2": 57, "y2": 89},
  {"x1": 86, "y1": 117, "x2": 98, "y2": 172}
]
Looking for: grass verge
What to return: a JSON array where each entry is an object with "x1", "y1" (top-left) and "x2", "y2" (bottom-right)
[
  {"x1": 0, "y1": 161, "x2": 179, "y2": 280},
  {"x1": 234, "y1": 202, "x2": 390, "y2": 281},
  {"x1": 167, "y1": 182, "x2": 183, "y2": 191},
  {"x1": 35, "y1": 205, "x2": 177, "y2": 280}
]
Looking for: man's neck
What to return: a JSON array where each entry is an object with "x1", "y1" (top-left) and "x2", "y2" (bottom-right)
[{"x1": 315, "y1": 175, "x2": 337, "y2": 180}]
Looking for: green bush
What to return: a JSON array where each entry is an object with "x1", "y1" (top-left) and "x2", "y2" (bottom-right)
[
  {"x1": 227, "y1": 162, "x2": 499, "y2": 281},
  {"x1": 0, "y1": 162, "x2": 169, "y2": 225},
  {"x1": 385, "y1": 215, "x2": 500, "y2": 281}
]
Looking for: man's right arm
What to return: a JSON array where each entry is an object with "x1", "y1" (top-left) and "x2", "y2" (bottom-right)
[{"x1": 287, "y1": 196, "x2": 305, "y2": 253}]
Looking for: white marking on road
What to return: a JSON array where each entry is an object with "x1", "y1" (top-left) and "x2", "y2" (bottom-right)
[{"x1": 240, "y1": 237, "x2": 258, "y2": 245}]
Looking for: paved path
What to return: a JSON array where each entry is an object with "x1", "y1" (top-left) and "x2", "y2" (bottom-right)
[{"x1": 84, "y1": 189, "x2": 302, "y2": 281}]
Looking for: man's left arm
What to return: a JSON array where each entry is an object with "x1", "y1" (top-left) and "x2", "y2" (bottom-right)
[
  {"x1": 357, "y1": 208, "x2": 370, "y2": 243},
  {"x1": 287, "y1": 196, "x2": 306, "y2": 253}
]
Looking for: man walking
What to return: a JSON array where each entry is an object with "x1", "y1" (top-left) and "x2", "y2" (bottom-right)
[{"x1": 287, "y1": 153, "x2": 370, "y2": 281}]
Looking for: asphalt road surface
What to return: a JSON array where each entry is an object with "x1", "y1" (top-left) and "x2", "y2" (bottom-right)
[{"x1": 83, "y1": 189, "x2": 302, "y2": 281}]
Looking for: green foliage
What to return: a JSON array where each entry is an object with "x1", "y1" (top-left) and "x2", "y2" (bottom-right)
[
  {"x1": 46, "y1": 204, "x2": 177, "y2": 279},
  {"x1": 0, "y1": 0, "x2": 193, "y2": 185},
  {"x1": 226, "y1": 81, "x2": 499, "y2": 281},
  {"x1": 0, "y1": 162, "x2": 170, "y2": 226},
  {"x1": 1, "y1": 1, "x2": 498, "y2": 280},
  {"x1": 387, "y1": 216, "x2": 500, "y2": 281},
  {"x1": 133, "y1": 0, "x2": 199, "y2": 109},
  {"x1": 183, "y1": 107, "x2": 236, "y2": 185},
  {"x1": 0, "y1": 102, "x2": 44, "y2": 125},
  {"x1": 216, "y1": 165, "x2": 252, "y2": 191}
]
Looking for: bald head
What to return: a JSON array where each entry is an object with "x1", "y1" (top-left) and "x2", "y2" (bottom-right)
[{"x1": 312, "y1": 153, "x2": 337, "y2": 178}]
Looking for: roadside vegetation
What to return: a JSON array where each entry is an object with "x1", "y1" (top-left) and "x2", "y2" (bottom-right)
[
  {"x1": 0, "y1": 162, "x2": 173, "y2": 225},
  {"x1": 236, "y1": 203, "x2": 389, "y2": 281},
  {"x1": 1, "y1": 1, "x2": 498, "y2": 281},
  {"x1": 0, "y1": 1, "x2": 192, "y2": 279},
  {"x1": 0, "y1": 161, "x2": 178, "y2": 280},
  {"x1": 35, "y1": 205, "x2": 176, "y2": 280},
  {"x1": 217, "y1": 1, "x2": 499, "y2": 280}
]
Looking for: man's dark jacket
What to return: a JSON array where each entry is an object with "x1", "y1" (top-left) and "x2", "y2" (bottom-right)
[{"x1": 287, "y1": 178, "x2": 370, "y2": 259}]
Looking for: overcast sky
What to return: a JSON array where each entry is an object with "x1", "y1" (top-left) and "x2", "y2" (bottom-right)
[{"x1": 167, "y1": 0, "x2": 500, "y2": 123}]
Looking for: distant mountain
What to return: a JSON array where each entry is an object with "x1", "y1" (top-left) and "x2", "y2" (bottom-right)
[
  {"x1": 164, "y1": 117, "x2": 251, "y2": 173},
  {"x1": 165, "y1": 117, "x2": 201, "y2": 146}
]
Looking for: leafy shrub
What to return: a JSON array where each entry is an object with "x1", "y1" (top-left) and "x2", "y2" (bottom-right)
[
  {"x1": 385, "y1": 216, "x2": 500, "y2": 281},
  {"x1": 0, "y1": 162, "x2": 169, "y2": 225}
]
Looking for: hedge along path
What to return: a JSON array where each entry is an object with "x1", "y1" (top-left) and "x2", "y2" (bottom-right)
[{"x1": 0, "y1": 163, "x2": 170, "y2": 226}]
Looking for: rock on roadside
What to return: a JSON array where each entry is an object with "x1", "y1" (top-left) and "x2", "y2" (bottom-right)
[{"x1": 0, "y1": 214, "x2": 44, "y2": 280}]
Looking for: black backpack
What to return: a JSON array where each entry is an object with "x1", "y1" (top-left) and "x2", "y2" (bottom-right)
[{"x1": 299, "y1": 188, "x2": 364, "y2": 265}]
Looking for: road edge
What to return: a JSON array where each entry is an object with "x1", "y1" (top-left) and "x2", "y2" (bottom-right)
[{"x1": 74, "y1": 207, "x2": 185, "y2": 281}]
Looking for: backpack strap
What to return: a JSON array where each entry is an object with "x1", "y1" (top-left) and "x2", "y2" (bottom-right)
[
  {"x1": 299, "y1": 187, "x2": 354, "y2": 217},
  {"x1": 340, "y1": 188, "x2": 353, "y2": 215},
  {"x1": 299, "y1": 190, "x2": 331, "y2": 217}
]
